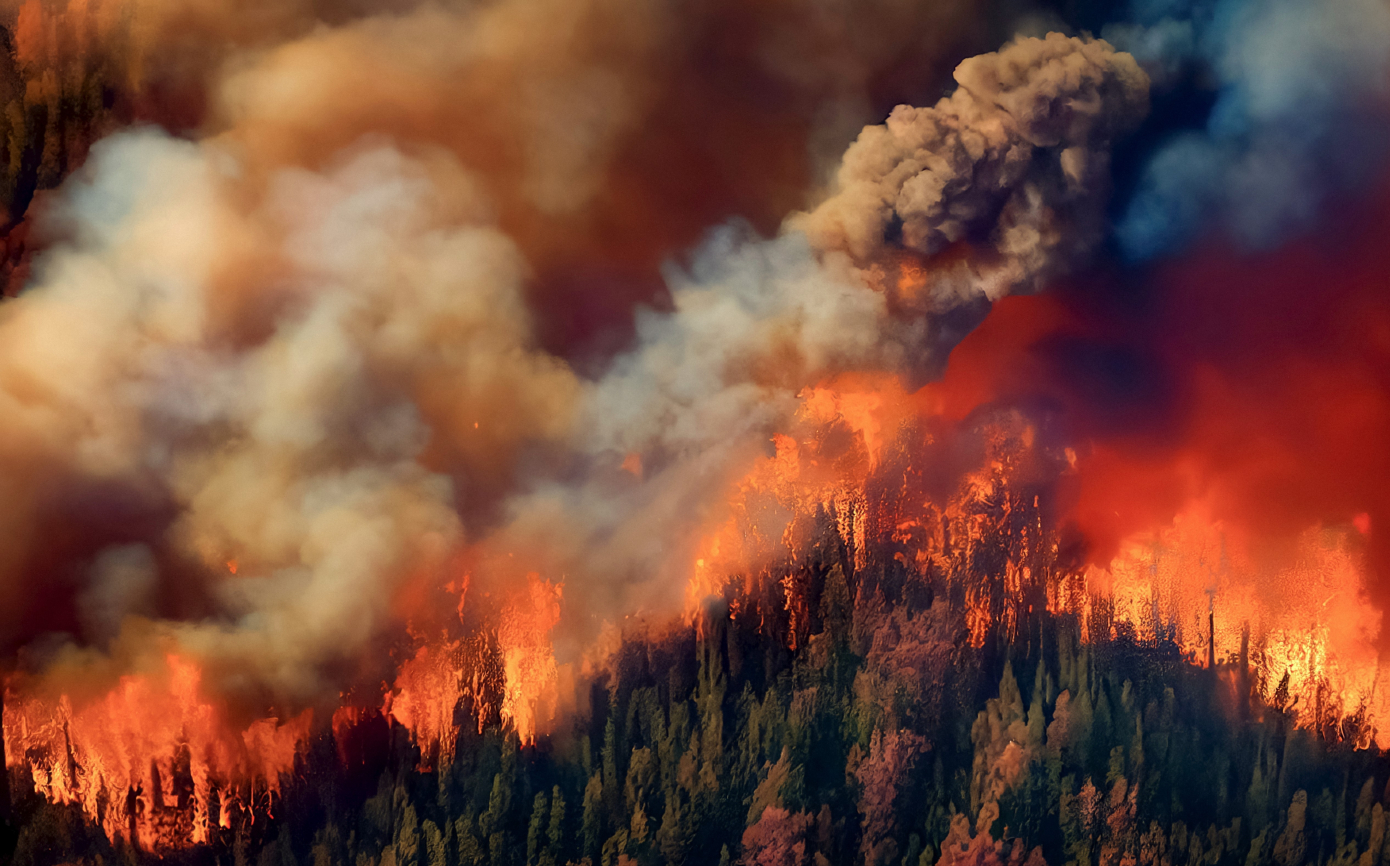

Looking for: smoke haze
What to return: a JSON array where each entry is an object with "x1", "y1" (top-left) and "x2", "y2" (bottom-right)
[{"x1": 0, "y1": 0, "x2": 1387, "y2": 731}]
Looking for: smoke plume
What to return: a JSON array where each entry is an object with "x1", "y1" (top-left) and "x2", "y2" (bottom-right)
[
  {"x1": 1, "y1": 132, "x2": 577, "y2": 707},
  {"x1": 798, "y1": 33, "x2": 1147, "y2": 294},
  {"x1": 489, "y1": 33, "x2": 1148, "y2": 651},
  {"x1": 0, "y1": 15, "x2": 1152, "y2": 716}
]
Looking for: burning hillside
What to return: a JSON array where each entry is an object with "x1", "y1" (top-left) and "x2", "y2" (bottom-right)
[{"x1": 1, "y1": 0, "x2": 1390, "y2": 863}]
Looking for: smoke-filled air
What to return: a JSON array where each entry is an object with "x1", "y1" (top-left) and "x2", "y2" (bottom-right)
[{"x1": 1, "y1": 0, "x2": 1389, "y2": 864}]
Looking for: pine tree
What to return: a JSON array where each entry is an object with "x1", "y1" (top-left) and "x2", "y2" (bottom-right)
[
  {"x1": 421, "y1": 820, "x2": 446, "y2": 866},
  {"x1": 1273, "y1": 792, "x2": 1309, "y2": 866},
  {"x1": 657, "y1": 788, "x2": 693, "y2": 866},
  {"x1": 603, "y1": 714, "x2": 622, "y2": 819},
  {"x1": 394, "y1": 803, "x2": 421, "y2": 866},
  {"x1": 456, "y1": 814, "x2": 486, "y2": 866},
  {"x1": 526, "y1": 792, "x2": 548, "y2": 866},
  {"x1": 545, "y1": 786, "x2": 565, "y2": 863},
  {"x1": 582, "y1": 773, "x2": 605, "y2": 863}
]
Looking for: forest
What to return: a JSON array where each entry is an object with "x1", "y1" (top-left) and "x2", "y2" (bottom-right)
[
  {"x1": 0, "y1": 1, "x2": 1387, "y2": 863},
  {"x1": 7, "y1": 457, "x2": 1384, "y2": 866}
]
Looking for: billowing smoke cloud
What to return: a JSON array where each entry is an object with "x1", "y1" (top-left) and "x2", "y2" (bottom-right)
[
  {"x1": 1105, "y1": 0, "x2": 1390, "y2": 258},
  {"x1": 0, "y1": 0, "x2": 1012, "y2": 346},
  {"x1": 798, "y1": 34, "x2": 1147, "y2": 297},
  {"x1": 482, "y1": 33, "x2": 1148, "y2": 646},
  {"x1": 2, "y1": 132, "x2": 576, "y2": 704},
  {"x1": 0, "y1": 2, "x2": 1150, "y2": 716}
]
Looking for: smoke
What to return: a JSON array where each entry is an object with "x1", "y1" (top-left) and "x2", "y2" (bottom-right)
[
  {"x1": 199, "y1": 0, "x2": 1004, "y2": 357},
  {"x1": 797, "y1": 33, "x2": 1147, "y2": 296},
  {"x1": 0, "y1": 0, "x2": 1153, "y2": 718},
  {"x1": 2, "y1": 132, "x2": 576, "y2": 705},
  {"x1": 78, "y1": 544, "x2": 158, "y2": 647},
  {"x1": 0, "y1": 0, "x2": 1019, "y2": 348},
  {"x1": 1105, "y1": 0, "x2": 1390, "y2": 257},
  {"x1": 469, "y1": 34, "x2": 1149, "y2": 656},
  {"x1": 480, "y1": 231, "x2": 910, "y2": 633}
]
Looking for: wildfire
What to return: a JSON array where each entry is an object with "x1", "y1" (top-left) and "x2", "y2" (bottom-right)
[
  {"x1": 380, "y1": 571, "x2": 562, "y2": 755},
  {"x1": 1076, "y1": 509, "x2": 1386, "y2": 744},
  {"x1": 384, "y1": 642, "x2": 468, "y2": 766},
  {"x1": 11, "y1": 318, "x2": 1390, "y2": 854},
  {"x1": 2, "y1": 655, "x2": 310, "y2": 850},
  {"x1": 688, "y1": 377, "x2": 1390, "y2": 747},
  {"x1": 9, "y1": 361, "x2": 1388, "y2": 857},
  {"x1": 6, "y1": 382, "x2": 1390, "y2": 857},
  {"x1": 687, "y1": 378, "x2": 913, "y2": 612},
  {"x1": 497, "y1": 573, "x2": 563, "y2": 744},
  {"x1": 381, "y1": 623, "x2": 513, "y2": 765}
]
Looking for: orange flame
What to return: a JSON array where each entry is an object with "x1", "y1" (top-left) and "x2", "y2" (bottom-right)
[
  {"x1": 3, "y1": 655, "x2": 310, "y2": 850},
  {"x1": 687, "y1": 378, "x2": 1390, "y2": 747},
  {"x1": 497, "y1": 573, "x2": 562, "y2": 743},
  {"x1": 1073, "y1": 508, "x2": 1386, "y2": 743}
]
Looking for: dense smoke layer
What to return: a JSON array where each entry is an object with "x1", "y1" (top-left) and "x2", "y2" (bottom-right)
[
  {"x1": 0, "y1": 0, "x2": 1014, "y2": 346},
  {"x1": 2, "y1": 0, "x2": 1387, "y2": 749},
  {"x1": 0, "y1": 12, "x2": 1150, "y2": 718}
]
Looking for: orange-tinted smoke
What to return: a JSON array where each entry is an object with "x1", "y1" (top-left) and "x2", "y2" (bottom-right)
[{"x1": 0, "y1": 0, "x2": 1000, "y2": 353}]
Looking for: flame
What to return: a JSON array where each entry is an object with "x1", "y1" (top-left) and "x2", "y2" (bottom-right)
[
  {"x1": 688, "y1": 377, "x2": 1390, "y2": 747},
  {"x1": 0, "y1": 569, "x2": 565, "y2": 851},
  {"x1": 2, "y1": 655, "x2": 309, "y2": 850},
  {"x1": 384, "y1": 641, "x2": 469, "y2": 767},
  {"x1": 497, "y1": 573, "x2": 562, "y2": 743},
  {"x1": 688, "y1": 378, "x2": 912, "y2": 612},
  {"x1": 12, "y1": 303, "x2": 1390, "y2": 855},
  {"x1": 1074, "y1": 509, "x2": 1386, "y2": 742},
  {"x1": 11, "y1": 366, "x2": 1389, "y2": 858}
]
